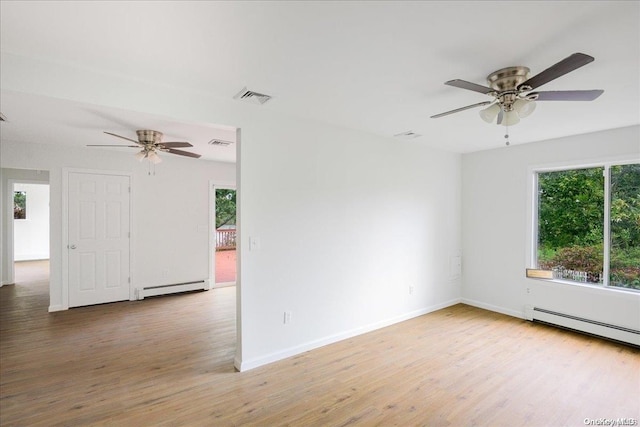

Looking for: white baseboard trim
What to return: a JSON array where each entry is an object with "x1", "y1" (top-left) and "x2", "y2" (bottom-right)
[
  {"x1": 213, "y1": 281, "x2": 236, "y2": 289},
  {"x1": 138, "y1": 280, "x2": 207, "y2": 299},
  {"x1": 15, "y1": 255, "x2": 50, "y2": 262},
  {"x1": 236, "y1": 297, "x2": 462, "y2": 372},
  {"x1": 461, "y1": 298, "x2": 524, "y2": 319},
  {"x1": 48, "y1": 304, "x2": 66, "y2": 312}
]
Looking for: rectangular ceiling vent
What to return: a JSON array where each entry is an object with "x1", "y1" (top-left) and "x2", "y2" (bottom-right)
[
  {"x1": 208, "y1": 138, "x2": 233, "y2": 146},
  {"x1": 394, "y1": 130, "x2": 421, "y2": 140},
  {"x1": 233, "y1": 87, "x2": 272, "y2": 105}
]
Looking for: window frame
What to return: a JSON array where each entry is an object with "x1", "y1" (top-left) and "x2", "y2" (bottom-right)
[
  {"x1": 527, "y1": 158, "x2": 640, "y2": 293},
  {"x1": 13, "y1": 190, "x2": 28, "y2": 220}
]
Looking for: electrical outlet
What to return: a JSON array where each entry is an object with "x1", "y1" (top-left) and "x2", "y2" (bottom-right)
[
  {"x1": 409, "y1": 285, "x2": 414, "y2": 295},
  {"x1": 250, "y1": 236, "x2": 261, "y2": 252},
  {"x1": 450, "y1": 256, "x2": 462, "y2": 278},
  {"x1": 284, "y1": 311, "x2": 292, "y2": 324}
]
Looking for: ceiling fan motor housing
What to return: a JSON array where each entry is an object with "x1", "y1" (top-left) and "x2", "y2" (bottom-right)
[
  {"x1": 486, "y1": 66, "x2": 533, "y2": 112},
  {"x1": 486, "y1": 66, "x2": 531, "y2": 92},
  {"x1": 136, "y1": 129, "x2": 163, "y2": 144}
]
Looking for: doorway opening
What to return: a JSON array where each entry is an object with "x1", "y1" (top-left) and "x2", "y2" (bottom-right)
[
  {"x1": 3, "y1": 170, "x2": 51, "y2": 292},
  {"x1": 13, "y1": 182, "x2": 51, "y2": 285},
  {"x1": 213, "y1": 187, "x2": 236, "y2": 287}
]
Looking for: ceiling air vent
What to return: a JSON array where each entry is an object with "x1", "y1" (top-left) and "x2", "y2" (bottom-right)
[
  {"x1": 208, "y1": 138, "x2": 233, "y2": 146},
  {"x1": 394, "y1": 130, "x2": 421, "y2": 140},
  {"x1": 233, "y1": 87, "x2": 272, "y2": 105}
]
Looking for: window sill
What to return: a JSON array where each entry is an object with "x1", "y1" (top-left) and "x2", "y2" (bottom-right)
[{"x1": 526, "y1": 275, "x2": 640, "y2": 295}]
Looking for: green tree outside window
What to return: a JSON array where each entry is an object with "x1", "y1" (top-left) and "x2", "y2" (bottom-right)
[{"x1": 14, "y1": 191, "x2": 26, "y2": 219}]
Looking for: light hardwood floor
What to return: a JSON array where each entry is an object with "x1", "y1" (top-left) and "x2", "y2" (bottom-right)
[{"x1": 1, "y1": 262, "x2": 639, "y2": 426}]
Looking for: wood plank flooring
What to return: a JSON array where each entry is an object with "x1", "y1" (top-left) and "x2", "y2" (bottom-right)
[{"x1": 1, "y1": 262, "x2": 639, "y2": 426}]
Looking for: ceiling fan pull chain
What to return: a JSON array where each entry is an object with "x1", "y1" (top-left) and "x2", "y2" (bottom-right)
[{"x1": 505, "y1": 124, "x2": 510, "y2": 146}]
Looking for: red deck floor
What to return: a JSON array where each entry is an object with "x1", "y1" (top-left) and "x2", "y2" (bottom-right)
[{"x1": 215, "y1": 249, "x2": 236, "y2": 283}]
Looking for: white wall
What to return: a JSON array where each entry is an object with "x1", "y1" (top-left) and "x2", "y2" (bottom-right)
[
  {"x1": 13, "y1": 183, "x2": 50, "y2": 261},
  {"x1": 461, "y1": 125, "x2": 640, "y2": 330},
  {"x1": 237, "y1": 116, "x2": 462, "y2": 370},
  {"x1": 1, "y1": 140, "x2": 236, "y2": 310}
]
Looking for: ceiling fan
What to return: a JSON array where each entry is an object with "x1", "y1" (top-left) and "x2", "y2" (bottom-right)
[
  {"x1": 430, "y1": 53, "x2": 604, "y2": 126},
  {"x1": 88, "y1": 130, "x2": 201, "y2": 163}
]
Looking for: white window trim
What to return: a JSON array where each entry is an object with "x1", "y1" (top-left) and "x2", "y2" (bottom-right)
[{"x1": 526, "y1": 157, "x2": 640, "y2": 293}]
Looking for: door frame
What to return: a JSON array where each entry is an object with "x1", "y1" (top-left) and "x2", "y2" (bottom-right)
[
  {"x1": 4, "y1": 179, "x2": 51, "y2": 286},
  {"x1": 209, "y1": 181, "x2": 237, "y2": 289},
  {"x1": 62, "y1": 168, "x2": 134, "y2": 309}
]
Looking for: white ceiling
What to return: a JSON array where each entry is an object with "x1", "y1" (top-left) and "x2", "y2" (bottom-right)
[
  {"x1": 0, "y1": 91, "x2": 238, "y2": 163},
  {"x1": 1, "y1": 1, "x2": 639, "y2": 162}
]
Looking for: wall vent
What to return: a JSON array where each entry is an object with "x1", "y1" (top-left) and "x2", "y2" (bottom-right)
[
  {"x1": 208, "y1": 139, "x2": 233, "y2": 146},
  {"x1": 233, "y1": 87, "x2": 273, "y2": 105},
  {"x1": 394, "y1": 130, "x2": 421, "y2": 139}
]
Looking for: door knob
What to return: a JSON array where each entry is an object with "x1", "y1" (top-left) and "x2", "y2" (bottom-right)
[{"x1": 69, "y1": 244, "x2": 77, "y2": 249}]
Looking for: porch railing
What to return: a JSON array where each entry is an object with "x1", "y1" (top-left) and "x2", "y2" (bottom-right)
[{"x1": 216, "y1": 229, "x2": 236, "y2": 250}]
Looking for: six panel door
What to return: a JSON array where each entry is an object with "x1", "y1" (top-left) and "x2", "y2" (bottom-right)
[{"x1": 68, "y1": 172, "x2": 130, "y2": 307}]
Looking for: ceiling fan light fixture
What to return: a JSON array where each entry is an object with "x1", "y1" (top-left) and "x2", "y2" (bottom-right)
[
  {"x1": 513, "y1": 99, "x2": 537, "y2": 118},
  {"x1": 148, "y1": 151, "x2": 162, "y2": 164},
  {"x1": 501, "y1": 110, "x2": 520, "y2": 126},
  {"x1": 135, "y1": 151, "x2": 147, "y2": 162},
  {"x1": 479, "y1": 103, "x2": 501, "y2": 123}
]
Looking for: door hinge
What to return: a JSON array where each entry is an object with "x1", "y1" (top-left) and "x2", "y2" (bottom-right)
[
  {"x1": 128, "y1": 186, "x2": 131, "y2": 193},
  {"x1": 128, "y1": 277, "x2": 131, "y2": 284}
]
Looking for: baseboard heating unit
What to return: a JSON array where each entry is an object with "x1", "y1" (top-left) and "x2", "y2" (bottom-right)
[
  {"x1": 138, "y1": 280, "x2": 207, "y2": 299},
  {"x1": 525, "y1": 306, "x2": 640, "y2": 347}
]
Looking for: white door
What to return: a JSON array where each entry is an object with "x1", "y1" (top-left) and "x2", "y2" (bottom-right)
[{"x1": 68, "y1": 172, "x2": 130, "y2": 307}]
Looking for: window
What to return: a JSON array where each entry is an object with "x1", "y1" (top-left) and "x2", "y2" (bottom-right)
[
  {"x1": 610, "y1": 164, "x2": 640, "y2": 289},
  {"x1": 14, "y1": 191, "x2": 26, "y2": 219},
  {"x1": 534, "y1": 162, "x2": 639, "y2": 291}
]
